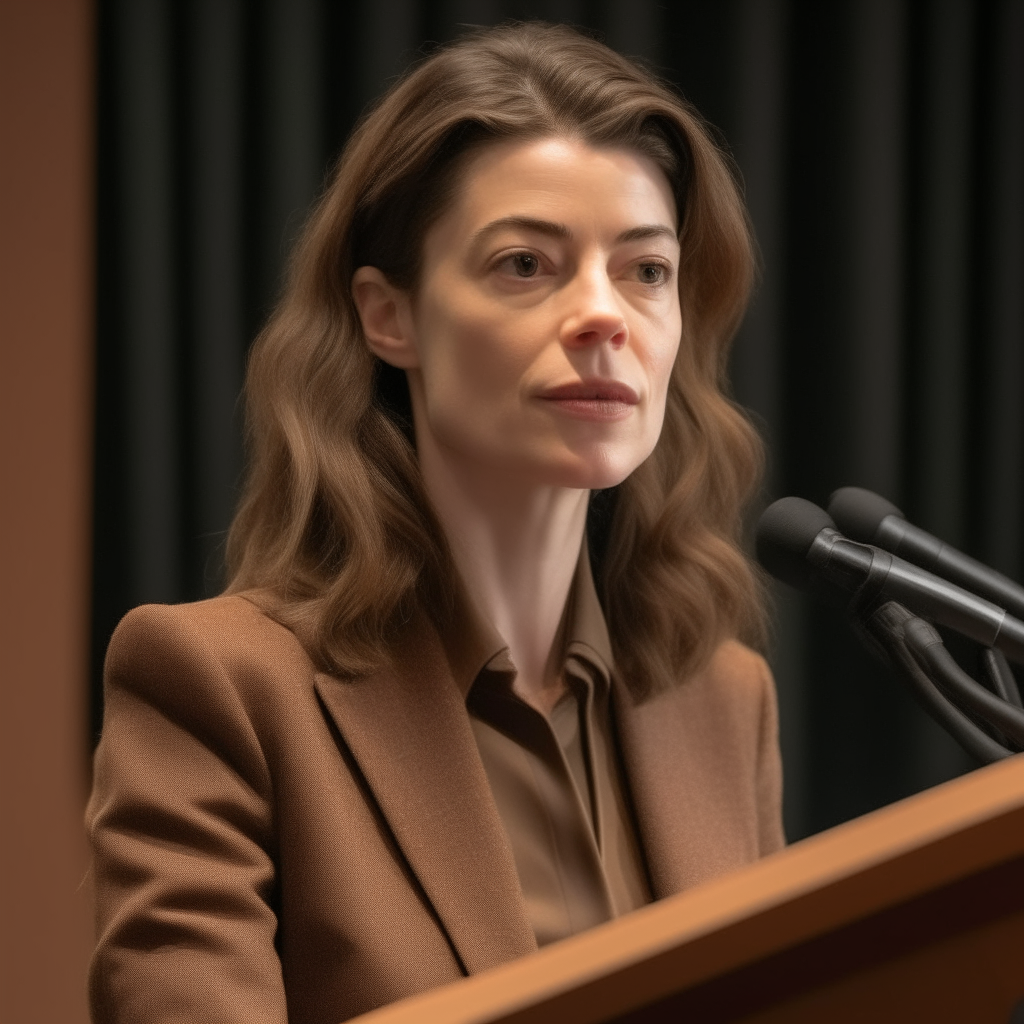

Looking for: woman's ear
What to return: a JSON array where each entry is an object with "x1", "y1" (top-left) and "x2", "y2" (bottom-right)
[{"x1": 351, "y1": 266, "x2": 420, "y2": 369}]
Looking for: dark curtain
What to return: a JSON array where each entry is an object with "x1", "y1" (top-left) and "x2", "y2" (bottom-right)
[{"x1": 93, "y1": 0, "x2": 1024, "y2": 841}]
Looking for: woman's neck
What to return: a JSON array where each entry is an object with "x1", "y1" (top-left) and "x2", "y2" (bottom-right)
[{"x1": 417, "y1": 436, "x2": 589, "y2": 716}]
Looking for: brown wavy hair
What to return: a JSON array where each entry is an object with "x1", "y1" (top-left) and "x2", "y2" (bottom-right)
[{"x1": 226, "y1": 21, "x2": 766, "y2": 697}]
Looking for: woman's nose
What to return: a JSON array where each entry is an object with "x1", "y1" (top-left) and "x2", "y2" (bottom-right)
[{"x1": 560, "y1": 265, "x2": 628, "y2": 350}]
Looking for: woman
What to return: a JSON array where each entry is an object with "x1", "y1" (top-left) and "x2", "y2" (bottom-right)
[{"x1": 87, "y1": 21, "x2": 783, "y2": 1024}]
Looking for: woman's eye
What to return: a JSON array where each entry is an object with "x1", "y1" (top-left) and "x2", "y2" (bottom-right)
[
  {"x1": 637, "y1": 262, "x2": 668, "y2": 285},
  {"x1": 502, "y1": 252, "x2": 540, "y2": 277}
]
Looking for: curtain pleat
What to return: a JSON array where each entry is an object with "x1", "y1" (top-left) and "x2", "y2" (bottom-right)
[
  {"x1": 186, "y1": 0, "x2": 245, "y2": 596},
  {"x1": 978, "y1": 0, "x2": 1024, "y2": 579},
  {"x1": 113, "y1": 0, "x2": 181, "y2": 604}
]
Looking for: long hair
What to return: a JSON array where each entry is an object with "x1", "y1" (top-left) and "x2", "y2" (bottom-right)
[{"x1": 226, "y1": 21, "x2": 766, "y2": 697}]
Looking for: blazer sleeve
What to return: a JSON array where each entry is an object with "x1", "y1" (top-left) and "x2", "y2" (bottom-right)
[
  {"x1": 87, "y1": 604, "x2": 288, "y2": 1024},
  {"x1": 755, "y1": 654, "x2": 786, "y2": 855}
]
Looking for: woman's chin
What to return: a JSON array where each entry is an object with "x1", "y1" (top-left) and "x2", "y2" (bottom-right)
[{"x1": 537, "y1": 448, "x2": 647, "y2": 491}]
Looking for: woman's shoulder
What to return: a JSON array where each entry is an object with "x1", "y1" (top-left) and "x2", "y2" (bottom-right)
[
  {"x1": 105, "y1": 592, "x2": 316, "y2": 699},
  {"x1": 700, "y1": 638, "x2": 773, "y2": 693},
  {"x1": 695, "y1": 638, "x2": 778, "y2": 733}
]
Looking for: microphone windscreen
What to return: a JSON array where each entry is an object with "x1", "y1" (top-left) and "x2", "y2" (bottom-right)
[
  {"x1": 756, "y1": 497, "x2": 836, "y2": 590},
  {"x1": 828, "y1": 487, "x2": 905, "y2": 542}
]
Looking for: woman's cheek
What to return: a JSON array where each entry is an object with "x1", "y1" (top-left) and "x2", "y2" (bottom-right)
[
  {"x1": 420, "y1": 341, "x2": 512, "y2": 456},
  {"x1": 650, "y1": 335, "x2": 681, "y2": 401},
  {"x1": 450, "y1": 313, "x2": 522, "y2": 396}
]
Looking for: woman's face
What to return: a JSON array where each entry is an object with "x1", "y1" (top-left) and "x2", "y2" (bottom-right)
[{"x1": 355, "y1": 136, "x2": 682, "y2": 490}]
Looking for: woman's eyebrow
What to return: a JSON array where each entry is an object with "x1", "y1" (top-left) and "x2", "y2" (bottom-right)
[
  {"x1": 472, "y1": 215, "x2": 573, "y2": 244},
  {"x1": 471, "y1": 217, "x2": 678, "y2": 247},
  {"x1": 615, "y1": 224, "x2": 678, "y2": 244}
]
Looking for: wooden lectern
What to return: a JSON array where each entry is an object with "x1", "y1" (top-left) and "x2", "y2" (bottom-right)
[{"x1": 353, "y1": 755, "x2": 1024, "y2": 1024}]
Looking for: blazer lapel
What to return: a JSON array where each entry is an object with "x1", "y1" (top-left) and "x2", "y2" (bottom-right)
[
  {"x1": 314, "y1": 612, "x2": 536, "y2": 974},
  {"x1": 614, "y1": 678, "x2": 687, "y2": 899}
]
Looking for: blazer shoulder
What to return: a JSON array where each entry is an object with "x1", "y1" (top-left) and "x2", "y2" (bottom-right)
[
  {"x1": 110, "y1": 592, "x2": 305, "y2": 666},
  {"x1": 701, "y1": 638, "x2": 773, "y2": 695},
  {"x1": 105, "y1": 593, "x2": 316, "y2": 708}
]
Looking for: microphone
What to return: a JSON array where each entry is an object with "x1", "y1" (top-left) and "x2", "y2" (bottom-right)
[
  {"x1": 827, "y1": 487, "x2": 1024, "y2": 622},
  {"x1": 756, "y1": 497, "x2": 1024, "y2": 665}
]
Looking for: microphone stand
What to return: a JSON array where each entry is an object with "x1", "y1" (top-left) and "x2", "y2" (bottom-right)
[{"x1": 851, "y1": 599, "x2": 1024, "y2": 764}]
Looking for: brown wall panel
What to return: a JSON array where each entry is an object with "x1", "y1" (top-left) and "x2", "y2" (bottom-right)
[{"x1": 0, "y1": 1, "x2": 94, "y2": 1021}]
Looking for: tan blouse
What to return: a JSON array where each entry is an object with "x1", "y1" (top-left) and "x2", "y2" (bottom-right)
[{"x1": 442, "y1": 549, "x2": 652, "y2": 946}]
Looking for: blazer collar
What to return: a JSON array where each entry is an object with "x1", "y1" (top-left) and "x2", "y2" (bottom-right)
[{"x1": 314, "y1": 608, "x2": 537, "y2": 974}]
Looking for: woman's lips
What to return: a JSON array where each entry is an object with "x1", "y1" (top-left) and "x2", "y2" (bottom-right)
[{"x1": 538, "y1": 380, "x2": 640, "y2": 421}]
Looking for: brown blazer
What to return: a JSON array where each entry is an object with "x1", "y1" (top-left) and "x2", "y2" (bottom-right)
[{"x1": 87, "y1": 594, "x2": 784, "y2": 1024}]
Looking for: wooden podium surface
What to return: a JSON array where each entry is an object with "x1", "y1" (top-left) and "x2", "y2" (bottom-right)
[{"x1": 354, "y1": 755, "x2": 1024, "y2": 1024}]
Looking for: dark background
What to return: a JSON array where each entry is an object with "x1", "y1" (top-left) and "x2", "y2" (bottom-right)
[{"x1": 93, "y1": 0, "x2": 1023, "y2": 841}]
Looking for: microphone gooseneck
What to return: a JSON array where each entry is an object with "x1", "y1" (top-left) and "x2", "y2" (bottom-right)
[{"x1": 862, "y1": 603, "x2": 1016, "y2": 764}]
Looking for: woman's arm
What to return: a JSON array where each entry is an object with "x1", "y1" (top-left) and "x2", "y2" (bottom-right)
[{"x1": 87, "y1": 604, "x2": 288, "y2": 1024}]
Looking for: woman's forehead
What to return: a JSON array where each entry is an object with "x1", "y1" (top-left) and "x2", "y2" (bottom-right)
[{"x1": 433, "y1": 136, "x2": 678, "y2": 244}]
